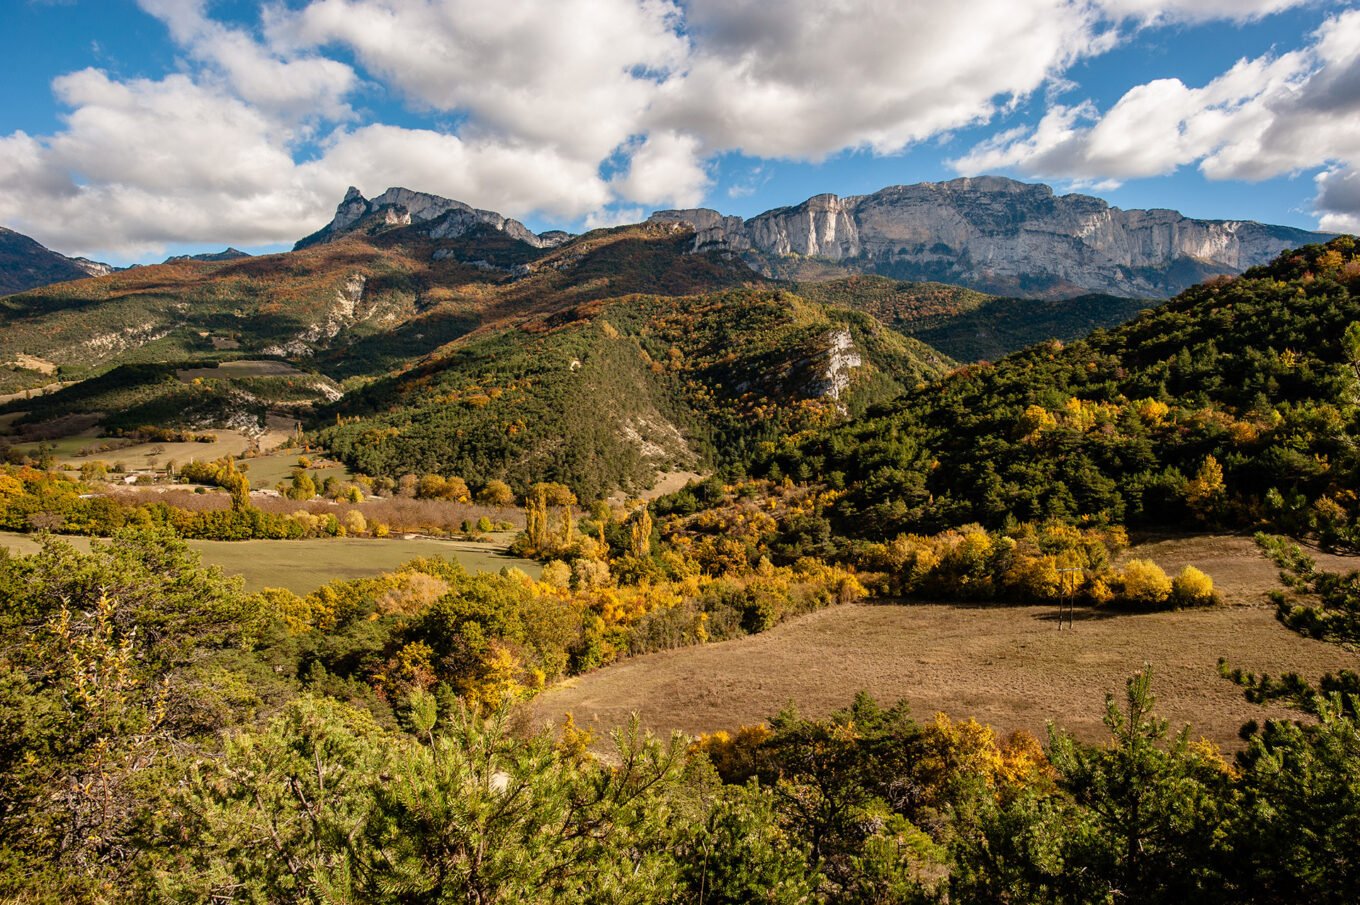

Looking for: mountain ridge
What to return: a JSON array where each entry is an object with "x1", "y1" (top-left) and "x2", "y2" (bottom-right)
[
  {"x1": 294, "y1": 186, "x2": 576, "y2": 251},
  {"x1": 651, "y1": 175, "x2": 1333, "y2": 298},
  {"x1": 0, "y1": 226, "x2": 116, "y2": 296}
]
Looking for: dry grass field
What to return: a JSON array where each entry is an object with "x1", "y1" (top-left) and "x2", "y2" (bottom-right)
[
  {"x1": 533, "y1": 602, "x2": 1357, "y2": 751},
  {"x1": 534, "y1": 535, "x2": 1360, "y2": 750}
]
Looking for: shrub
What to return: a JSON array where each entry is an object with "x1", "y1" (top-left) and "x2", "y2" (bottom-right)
[
  {"x1": 1120, "y1": 559, "x2": 1172, "y2": 606},
  {"x1": 541, "y1": 560, "x2": 571, "y2": 589},
  {"x1": 1170, "y1": 565, "x2": 1217, "y2": 607}
]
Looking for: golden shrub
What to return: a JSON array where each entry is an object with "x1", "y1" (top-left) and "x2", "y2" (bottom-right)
[
  {"x1": 1171, "y1": 565, "x2": 1217, "y2": 607},
  {"x1": 1120, "y1": 558, "x2": 1172, "y2": 605}
]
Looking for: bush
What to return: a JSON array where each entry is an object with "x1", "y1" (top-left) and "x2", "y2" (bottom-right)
[
  {"x1": 1119, "y1": 559, "x2": 1172, "y2": 606},
  {"x1": 1170, "y1": 565, "x2": 1217, "y2": 607},
  {"x1": 541, "y1": 560, "x2": 571, "y2": 589}
]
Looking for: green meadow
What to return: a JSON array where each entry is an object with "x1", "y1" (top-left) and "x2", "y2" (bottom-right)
[{"x1": 0, "y1": 531, "x2": 540, "y2": 593}]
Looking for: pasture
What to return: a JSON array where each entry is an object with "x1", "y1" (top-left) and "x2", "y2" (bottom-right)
[
  {"x1": 0, "y1": 531, "x2": 541, "y2": 593},
  {"x1": 535, "y1": 535, "x2": 1360, "y2": 751},
  {"x1": 532, "y1": 600, "x2": 1357, "y2": 751},
  {"x1": 4, "y1": 429, "x2": 262, "y2": 472}
]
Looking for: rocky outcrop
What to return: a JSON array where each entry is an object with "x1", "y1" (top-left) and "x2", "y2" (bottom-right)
[
  {"x1": 817, "y1": 328, "x2": 862, "y2": 402},
  {"x1": 295, "y1": 187, "x2": 574, "y2": 251},
  {"x1": 651, "y1": 177, "x2": 1334, "y2": 298},
  {"x1": 0, "y1": 226, "x2": 117, "y2": 296},
  {"x1": 261, "y1": 271, "x2": 409, "y2": 358}
]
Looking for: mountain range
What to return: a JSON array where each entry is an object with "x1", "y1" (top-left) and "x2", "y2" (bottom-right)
[
  {"x1": 0, "y1": 226, "x2": 116, "y2": 296},
  {"x1": 0, "y1": 176, "x2": 1345, "y2": 497},
  {"x1": 0, "y1": 177, "x2": 1332, "y2": 301},
  {"x1": 650, "y1": 176, "x2": 1331, "y2": 298}
]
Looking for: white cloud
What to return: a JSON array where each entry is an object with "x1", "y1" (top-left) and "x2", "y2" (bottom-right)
[
  {"x1": 582, "y1": 206, "x2": 647, "y2": 230},
  {"x1": 651, "y1": 0, "x2": 1115, "y2": 160},
  {"x1": 268, "y1": 0, "x2": 687, "y2": 161},
  {"x1": 1316, "y1": 166, "x2": 1360, "y2": 232},
  {"x1": 1094, "y1": 0, "x2": 1314, "y2": 25},
  {"x1": 136, "y1": 0, "x2": 357, "y2": 121},
  {"x1": 1, "y1": 0, "x2": 1351, "y2": 259},
  {"x1": 310, "y1": 125, "x2": 613, "y2": 219},
  {"x1": 952, "y1": 9, "x2": 1360, "y2": 202},
  {"x1": 609, "y1": 131, "x2": 709, "y2": 207}
]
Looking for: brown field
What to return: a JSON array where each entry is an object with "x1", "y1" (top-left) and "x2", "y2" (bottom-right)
[
  {"x1": 534, "y1": 535, "x2": 1360, "y2": 750},
  {"x1": 5, "y1": 429, "x2": 266, "y2": 471},
  {"x1": 533, "y1": 602, "x2": 1357, "y2": 751},
  {"x1": 1117, "y1": 532, "x2": 1360, "y2": 605}
]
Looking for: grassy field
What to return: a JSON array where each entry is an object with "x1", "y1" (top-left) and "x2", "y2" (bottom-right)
[
  {"x1": 533, "y1": 601, "x2": 1357, "y2": 751},
  {"x1": 176, "y1": 360, "x2": 306, "y2": 380},
  {"x1": 0, "y1": 531, "x2": 541, "y2": 593},
  {"x1": 3, "y1": 430, "x2": 259, "y2": 472},
  {"x1": 534, "y1": 535, "x2": 1360, "y2": 750},
  {"x1": 238, "y1": 452, "x2": 350, "y2": 487}
]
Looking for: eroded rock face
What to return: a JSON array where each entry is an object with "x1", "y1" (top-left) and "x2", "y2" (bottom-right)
[
  {"x1": 651, "y1": 177, "x2": 1332, "y2": 298},
  {"x1": 295, "y1": 187, "x2": 574, "y2": 251}
]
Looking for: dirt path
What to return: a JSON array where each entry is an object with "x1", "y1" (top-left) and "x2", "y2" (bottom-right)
[{"x1": 532, "y1": 601, "x2": 1358, "y2": 750}]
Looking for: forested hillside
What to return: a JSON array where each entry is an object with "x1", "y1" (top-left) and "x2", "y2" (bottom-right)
[
  {"x1": 321, "y1": 289, "x2": 949, "y2": 499},
  {"x1": 795, "y1": 275, "x2": 1148, "y2": 361},
  {"x1": 0, "y1": 219, "x2": 754, "y2": 395},
  {"x1": 768, "y1": 238, "x2": 1360, "y2": 546}
]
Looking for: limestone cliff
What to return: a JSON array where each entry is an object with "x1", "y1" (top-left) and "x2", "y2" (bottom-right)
[{"x1": 651, "y1": 176, "x2": 1333, "y2": 298}]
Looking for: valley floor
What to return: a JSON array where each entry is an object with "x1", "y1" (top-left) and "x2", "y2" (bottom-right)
[
  {"x1": 533, "y1": 596, "x2": 1358, "y2": 752},
  {"x1": 0, "y1": 531, "x2": 541, "y2": 593}
]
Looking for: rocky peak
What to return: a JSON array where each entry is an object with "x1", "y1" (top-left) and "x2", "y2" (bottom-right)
[
  {"x1": 648, "y1": 208, "x2": 750, "y2": 253},
  {"x1": 296, "y1": 187, "x2": 574, "y2": 251}
]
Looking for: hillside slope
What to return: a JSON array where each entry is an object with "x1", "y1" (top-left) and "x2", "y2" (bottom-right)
[
  {"x1": 320, "y1": 288, "x2": 951, "y2": 499},
  {"x1": 793, "y1": 276, "x2": 1148, "y2": 361},
  {"x1": 0, "y1": 226, "x2": 115, "y2": 296},
  {"x1": 0, "y1": 217, "x2": 754, "y2": 397},
  {"x1": 768, "y1": 237, "x2": 1360, "y2": 546}
]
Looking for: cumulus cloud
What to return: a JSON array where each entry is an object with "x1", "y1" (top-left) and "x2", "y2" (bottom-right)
[
  {"x1": 609, "y1": 131, "x2": 710, "y2": 208},
  {"x1": 953, "y1": 8, "x2": 1360, "y2": 212},
  {"x1": 1316, "y1": 166, "x2": 1360, "y2": 232},
  {"x1": 1, "y1": 0, "x2": 1354, "y2": 259},
  {"x1": 1094, "y1": 0, "x2": 1314, "y2": 25},
  {"x1": 310, "y1": 125, "x2": 614, "y2": 218},
  {"x1": 651, "y1": 0, "x2": 1113, "y2": 161},
  {"x1": 136, "y1": 0, "x2": 357, "y2": 121},
  {"x1": 267, "y1": 0, "x2": 687, "y2": 160}
]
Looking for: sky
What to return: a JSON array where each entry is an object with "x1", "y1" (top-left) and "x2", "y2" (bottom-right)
[{"x1": 2, "y1": 0, "x2": 1359, "y2": 265}]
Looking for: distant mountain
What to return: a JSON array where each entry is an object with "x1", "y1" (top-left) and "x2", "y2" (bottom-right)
[
  {"x1": 163, "y1": 248, "x2": 252, "y2": 264},
  {"x1": 295, "y1": 186, "x2": 575, "y2": 251},
  {"x1": 651, "y1": 176, "x2": 1334, "y2": 299},
  {"x1": 0, "y1": 212, "x2": 952, "y2": 497},
  {"x1": 0, "y1": 226, "x2": 116, "y2": 296}
]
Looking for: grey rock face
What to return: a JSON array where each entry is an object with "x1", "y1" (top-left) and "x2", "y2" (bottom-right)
[
  {"x1": 296, "y1": 187, "x2": 574, "y2": 251},
  {"x1": 652, "y1": 177, "x2": 1333, "y2": 298}
]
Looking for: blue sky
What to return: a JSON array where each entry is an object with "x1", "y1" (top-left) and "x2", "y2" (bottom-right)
[{"x1": 2, "y1": 0, "x2": 1358, "y2": 265}]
